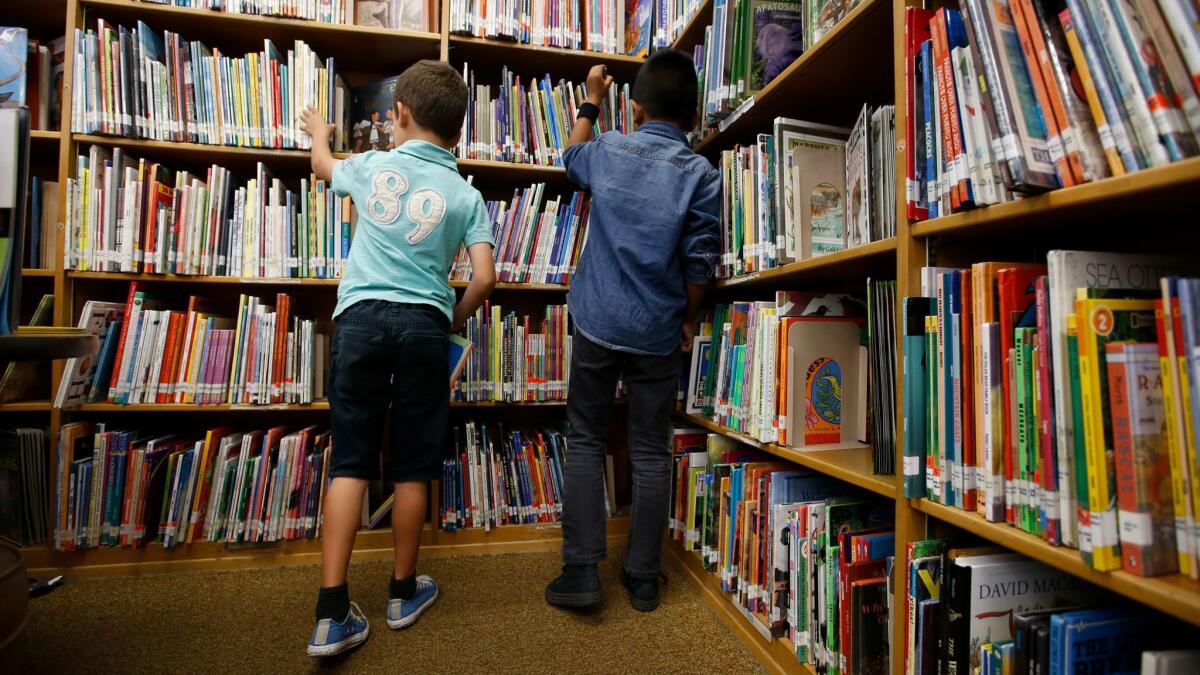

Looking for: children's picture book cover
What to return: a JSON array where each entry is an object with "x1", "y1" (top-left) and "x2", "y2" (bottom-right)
[
  {"x1": 751, "y1": 1, "x2": 805, "y2": 90},
  {"x1": 789, "y1": 136, "x2": 846, "y2": 259},
  {"x1": 784, "y1": 319, "x2": 863, "y2": 447},
  {"x1": 0, "y1": 27, "x2": 28, "y2": 107},
  {"x1": 625, "y1": 0, "x2": 654, "y2": 58},
  {"x1": 350, "y1": 76, "x2": 402, "y2": 153},
  {"x1": 687, "y1": 336, "x2": 713, "y2": 414},
  {"x1": 356, "y1": 0, "x2": 429, "y2": 31}
]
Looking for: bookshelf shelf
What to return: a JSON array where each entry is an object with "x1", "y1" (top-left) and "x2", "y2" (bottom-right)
[
  {"x1": 78, "y1": 0, "x2": 441, "y2": 71},
  {"x1": 666, "y1": 538, "x2": 812, "y2": 675},
  {"x1": 447, "y1": 35, "x2": 646, "y2": 81},
  {"x1": 910, "y1": 156, "x2": 1200, "y2": 240},
  {"x1": 912, "y1": 499, "x2": 1200, "y2": 627},
  {"x1": 670, "y1": 0, "x2": 713, "y2": 53},
  {"x1": 65, "y1": 270, "x2": 567, "y2": 292},
  {"x1": 678, "y1": 413, "x2": 896, "y2": 498},
  {"x1": 66, "y1": 400, "x2": 580, "y2": 412},
  {"x1": 711, "y1": 237, "x2": 897, "y2": 290},
  {"x1": 30, "y1": 130, "x2": 61, "y2": 143},
  {"x1": 21, "y1": 268, "x2": 55, "y2": 278},
  {"x1": 691, "y1": 0, "x2": 894, "y2": 156},
  {"x1": 0, "y1": 401, "x2": 52, "y2": 412}
]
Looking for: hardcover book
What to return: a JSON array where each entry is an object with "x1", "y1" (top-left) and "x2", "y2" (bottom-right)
[{"x1": 789, "y1": 135, "x2": 847, "y2": 259}]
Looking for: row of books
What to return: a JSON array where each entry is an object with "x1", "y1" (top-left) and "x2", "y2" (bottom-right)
[
  {"x1": 0, "y1": 428, "x2": 50, "y2": 546},
  {"x1": 453, "y1": 303, "x2": 572, "y2": 402},
  {"x1": 55, "y1": 287, "x2": 330, "y2": 409},
  {"x1": 450, "y1": 183, "x2": 591, "y2": 285},
  {"x1": 901, "y1": 250, "x2": 1200, "y2": 578},
  {"x1": 902, "y1": 539, "x2": 1197, "y2": 675},
  {"x1": 26, "y1": 177, "x2": 58, "y2": 270},
  {"x1": 449, "y1": 0, "x2": 630, "y2": 53},
  {"x1": 902, "y1": 0, "x2": 1200, "y2": 222},
  {"x1": 71, "y1": 18, "x2": 343, "y2": 151},
  {"x1": 64, "y1": 146, "x2": 353, "y2": 278},
  {"x1": 139, "y1": 0, "x2": 356, "y2": 26},
  {"x1": 714, "y1": 112, "x2": 894, "y2": 279},
  {"x1": 458, "y1": 64, "x2": 633, "y2": 167},
  {"x1": 669, "y1": 429, "x2": 893, "y2": 673},
  {"x1": 53, "y1": 423, "x2": 332, "y2": 551},
  {"x1": 439, "y1": 421, "x2": 617, "y2": 530},
  {"x1": 0, "y1": 28, "x2": 65, "y2": 131},
  {"x1": 683, "y1": 289, "x2": 893, "y2": 456},
  {"x1": 651, "y1": 0, "x2": 706, "y2": 50}
]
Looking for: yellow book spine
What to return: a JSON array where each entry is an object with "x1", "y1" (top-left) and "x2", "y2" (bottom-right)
[
  {"x1": 181, "y1": 314, "x2": 209, "y2": 405},
  {"x1": 1160, "y1": 299, "x2": 1196, "y2": 577},
  {"x1": 1177, "y1": 304, "x2": 1200, "y2": 576},
  {"x1": 1076, "y1": 298, "x2": 1105, "y2": 569},
  {"x1": 1079, "y1": 296, "x2": 1121, "y2": 570}
]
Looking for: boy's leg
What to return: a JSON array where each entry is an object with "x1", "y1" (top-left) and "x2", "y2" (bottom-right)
[
  {"x1": 622, "y1": 348, "x2": 682, "y2": 581},
  {"x1": 386, "y1": 303, "x2": 449, "y2": 628},
  {"x1": 320, "y1": 477, "x2": 369, "y2": 589},
  {"x1": 561, "y1": 333, "x2": 622, "y2": 567}
]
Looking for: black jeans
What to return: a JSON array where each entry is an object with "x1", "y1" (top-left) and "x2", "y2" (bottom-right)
[{"x1": 562, "y1": 332, "x2": 682, "y2": 579}]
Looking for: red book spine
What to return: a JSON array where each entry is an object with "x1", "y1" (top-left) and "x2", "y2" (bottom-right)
[
  {"x1": 1106, "y1": 346, "x2": 1143, "y2": 573},
  {"x1": 932, "y1": 10, "x2": 963, "y2": 210},
  {"x1": 108, "y1": 282, "x2": 139, "y2": 397},
  {"x1": 1035, "y1": 277, "x2": 1060, "y2": 543},
  {"x1": 1010, "y1": 0, "x2": 1073, "y2": 186},
  {"x1": 961, "y1": 272, "x2": 977, "y2": 512},
  {"x1": 905, "y1": 8, "x2": 935, "y2": 222}
]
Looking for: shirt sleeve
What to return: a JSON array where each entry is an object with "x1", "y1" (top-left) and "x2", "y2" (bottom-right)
[
  {"x1": 464, "y1": 194, "x2": 496, "y2": 248},
  {"x1": 561, "y1": 137, "x2": 597, "y2": 190},
  {"x1": 681, "y1": 167, "x2": 722, "y2": 285},
  {"x1": 331, "y1": 152, "x2": 371, "y2": 198}
]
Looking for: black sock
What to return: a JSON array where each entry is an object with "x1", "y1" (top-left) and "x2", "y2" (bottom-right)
[
  {"x1": 316, "y1": 583, "x2": 350, "y2": 622},
  {"x1": 390, "y1": 573, "x2": 417, "y2": 600}
]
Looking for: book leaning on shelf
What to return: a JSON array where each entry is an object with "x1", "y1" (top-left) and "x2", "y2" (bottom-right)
[
  {"x1": 668, "y1": 428, "x2": 894, "y2": 671},
  {"x1": 900, "y1": 251, "x2": 1200, "y2": 579},
  {"x1": 52, "y1": 423, "x2": 333, "y2": 551},
  {"x1": 64, "y1": 146, "x2": 353, "y2": 277},
  {"x1": 54, "y1": 286, "x2": 331, "y2": 409},
  {"x1": 901, "y1": 0, "x2": 1200, "y2": 222},
  {"x1": 71, "y1": 19, "x2": 346, "y2": 151},
  {"x1": 715, "y1": 112, "x2": 895, "y2": 279}
]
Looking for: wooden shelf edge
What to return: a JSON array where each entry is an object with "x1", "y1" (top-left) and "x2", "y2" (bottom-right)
[
  {"x1": 665, "y1": 539, "x2": 811, "y2": 675},
  {"x1": 21, "y1": 268, "x2": 55, "y2": 277},
  {"x1": 912, "y1": 499, "x2": 1200, "y2": 627},
  {"x1": 676, "y1": 412, "x2": 896, "y2": 498},
  {"x1": 65, "y1": 270, "x2": 568, "y2": 291},
  {"x1": 80, "y1": 0, "x2": 442, "y2": 44},
  {"x1": 712, "y1": 238, "x2": 897, "y2": 289},
  {"x1": 909, "y1": 156, "x2": 1200, "y2": 238},
  {"x1": 65, "y1": 400, "x2": 584, "y2": 411},
  {"x1": 0, "y1": 400, "x2": 52, "y2": 412},
  {"x1": 30, "y1": 130, "x2": 62, "y2": 141},
  {"x1": 693, "y1": 0, "x2": 889, "y2": 155}
]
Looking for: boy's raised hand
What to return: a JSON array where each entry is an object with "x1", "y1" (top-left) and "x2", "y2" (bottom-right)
[
  {"x1": 586, "y1": 65, "x2": 613, "y2": 105},
  {"x1": 299, "y1": 105, "x2": 335, "y2": 141}
]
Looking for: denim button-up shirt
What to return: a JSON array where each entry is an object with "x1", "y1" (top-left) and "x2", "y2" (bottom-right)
[{"x1": 563, "y1": 121, "x2": 721, "y2": 356}]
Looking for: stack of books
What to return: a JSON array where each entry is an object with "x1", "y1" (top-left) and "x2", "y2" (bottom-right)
[
  {"x1": 449, "y1": 183, "x2": 591, "y2": 285},
  {"x1": 714, "y1": 113, "x2": 895, "y2": 280},
  {"x1": 52, "y1": 423, "x2": 332, "y2": 551},
  {"x1": 669, "y1": 428, "x2": 894, "y2": 671},
  {"x1": 902, "y1": 251, "x2": 1200, "y2": 579},
  {"x1": 902, "y1": 539, "x2": 1198, "y2": 675},
  {"x1": 454, "y1": 303, "x2": 572, "y2": 402},
  {"x1": 458, "y1": 64, "x2": 632, "y2": 167},
  {"x1": 54, "y1": 287, "x2": 330, "y2": 409},
  {"x1": 70, "y1": 19, "x2": 344, "y2": 151},
  {"x1": 65, "y1": 147, "x2": 352, "y2": 278},
  {"x1": 902, "y1": 1, "x2": 1200, "y2": 222}
]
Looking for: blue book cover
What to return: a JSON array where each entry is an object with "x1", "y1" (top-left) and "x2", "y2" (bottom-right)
[
  {"x1": 941, "y1": 271, "x2": 958, "y2": 505},
  {"x1": 920, "y1": 40, "x2": 937, "y2": 219},
  {"x1": 1051, "y1": 608, "x2": 1165, "y2": 675},
  {"x1": 750, "y1": 1, "x2": 805, "y2": 90},
  {"x1": 88, "y1": 321, "x2": 121, "y2": 403},
  {"x1": 0, "y1": 27, "x2": 28, "y2": 107}
]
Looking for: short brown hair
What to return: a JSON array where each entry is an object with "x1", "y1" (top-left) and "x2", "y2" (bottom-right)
[{"x1": 393, "y1": 60, "x2": 467, "y2": 143}]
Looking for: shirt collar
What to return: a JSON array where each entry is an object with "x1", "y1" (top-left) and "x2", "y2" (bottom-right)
[
  {"x1": 636, "y1": 120, "x2": 689, "y2": 145},
  {"x1": 394, "y1": 139, "x2": 458, "y2": 171}
]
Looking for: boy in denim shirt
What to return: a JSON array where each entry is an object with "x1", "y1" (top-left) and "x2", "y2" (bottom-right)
[
  {"x1": 299, "y1": 60, "x2": 496, "y2": 656},
  {"x1": 545, "y1": 50, "x2": 720, "y2": 612}
]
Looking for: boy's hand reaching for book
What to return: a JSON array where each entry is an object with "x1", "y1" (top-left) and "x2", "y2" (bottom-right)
[
  {"x1": 299, "y1": 106, "x2": 335, "y2": 141},
  {"x1": 586, "y1": 65, "x2": 613, "y2": 105},
  {"x1": 681, "y1": 321, "x2": 695, "y2": 352}
]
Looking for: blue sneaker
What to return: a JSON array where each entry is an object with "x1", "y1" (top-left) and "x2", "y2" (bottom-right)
[
  {"x1": 386, "y1": 575, "x2": 438, "y2": 629},
  {"x1": 306, "y1": 601, "x2": 370, "y2": 657}
]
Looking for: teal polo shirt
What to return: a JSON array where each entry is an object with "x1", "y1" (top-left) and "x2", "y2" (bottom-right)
[{"x1": 331, "y1": 140, "x2": 495, "y2": 321}]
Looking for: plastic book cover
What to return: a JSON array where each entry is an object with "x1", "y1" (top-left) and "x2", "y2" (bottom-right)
[
  {"x1": 350, "y1": 75, "x2": 401, "y2": 152},
  {"x1": 749, "y1": 0, "x2": 804, "y2": 90},
  {"x1": 0, "y1": 27, "x2": 27, "y2": 108},
  {"x1": 789, "y1": 134, "x2": 846, "y2": 259},
  {"x1": 625, "y1": 0, "x2": 654, "y2": 57}
]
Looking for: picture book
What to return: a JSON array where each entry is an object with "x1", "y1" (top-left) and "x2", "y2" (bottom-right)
[
  {"x1": 350, "y1": 75, "x2": 402, "y2": 153},
  {"x1": 750, "y1": 0, "x2": 805, "y2": 90},
  {"x1": 0, "y1": 27, "x2": 28, "y2": 108},
  {"x1": 625, "y1": 0, "x2": 654, "y2": 57},
  {"x1": 789, "y1": 134, "x2": 847, "y2": 259}
]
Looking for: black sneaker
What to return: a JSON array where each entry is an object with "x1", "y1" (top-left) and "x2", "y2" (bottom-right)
[
  {"x1": 545, "y1": 564, "x2": 603, "y2": 609},
  {"x1": 620, "y1": 568, "x2": 666, "y2": 612}
]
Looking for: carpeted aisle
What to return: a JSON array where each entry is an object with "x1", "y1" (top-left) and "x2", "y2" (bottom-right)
[{"x1": 12, "y1": 551, "x2": 761, "y2": 674}]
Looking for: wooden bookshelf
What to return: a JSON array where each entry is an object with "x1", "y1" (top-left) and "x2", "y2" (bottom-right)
[
  {"x1": 0, "y1": 401, "x2": 53, "y2": 412},
  {"x1": 66, "y1": 270, "x2": 567, "y2": 291},
  {"x1": 691, "y1": 0, "x2": 894, "y2": 156},
  {"x1": 30, "y1": 130, "x2": 61, "y2": 143},
  {"x1": 678, "y1": 412, "x2": 896, "y2": 498},
  {"x1": 447, "y1": 35, "x2": 645, "y2": 81},
  {"x1": 711, "y1": 237, "x2": 897, "y2": 290},
  {"x1": 665, "y1": 538, "x2": 811, "y2": 675},
  {"x1": 670, "y1": 0, "x2": 713, "y2": 53},
  {"x1": 68, "y1": 400, "x2": 579, "y2": 411},
  {"x1": 21, "y1": 268, "x2": 55, "y2": 278},
  {"x1": 913, "y1": 500, "x2": 1200, "y2": 627}
]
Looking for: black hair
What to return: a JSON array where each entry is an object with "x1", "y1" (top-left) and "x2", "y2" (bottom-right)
[
  {"x1": 631, "y1": 49, "x2": 699, "y2": 124},
  {"x1": 394, "y1": 60, "x2": 468, "y2": 142}
]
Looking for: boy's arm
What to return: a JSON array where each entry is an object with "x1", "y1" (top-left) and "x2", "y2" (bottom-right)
[
  {"x1": 299, "y1": 105, "x2": 336, "y2": 181},
  {"x1": 453, "y1": 243, "x2": 497, "y2": 331},
  {"x1": 566, "y1": 65, "x2": 614, "y2": 149},
  {"x1": 679, "y1": 168, "x2": 722, "y2": 352}
]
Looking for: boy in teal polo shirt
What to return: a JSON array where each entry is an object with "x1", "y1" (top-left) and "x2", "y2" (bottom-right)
[{"x1": 298, "y1": 60, "x2": 497, "y2": 657}]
